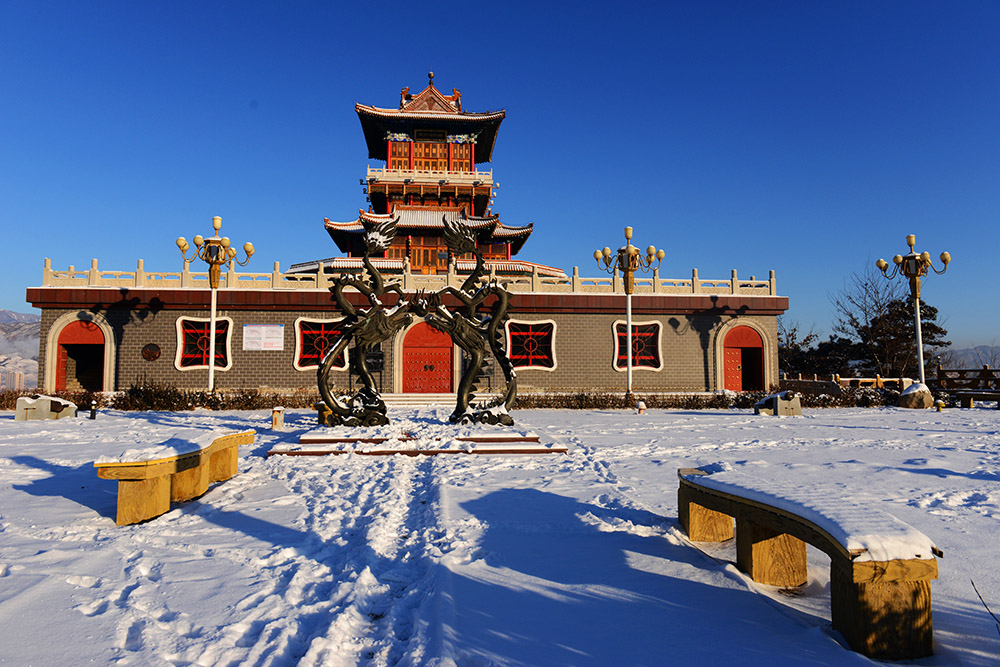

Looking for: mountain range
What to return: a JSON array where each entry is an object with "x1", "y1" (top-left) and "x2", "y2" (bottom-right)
[{"x1": 0, "y1": 310, "x2": 40, "y2": 388}]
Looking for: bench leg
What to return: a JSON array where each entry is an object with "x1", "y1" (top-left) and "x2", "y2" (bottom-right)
[
  {"x1": 678, "y1": 486, "x2": 734, "y2": 541},
  {"x1": 209, "y1": 445, "x2": 238, "y2": 483},
  {"x1": 830, "y1": 558, "x2": 933, "y2": 659},
  {"x1": 171, "y1": 459, "x2": 210, "y2": 502},
  {"x1": 735, "y1": 518, "x2": 807, "y2": 587},
  {"x1": 960, "y1": 395, "x2": 974, "y2": 408},
  {"x1": 116, "y1": 477, "x2": 171, "y2": 525}
]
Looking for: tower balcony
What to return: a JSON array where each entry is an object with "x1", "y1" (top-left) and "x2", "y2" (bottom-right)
[{"x1": 366, "y1": 166, "x2": 493, "y2": 188}]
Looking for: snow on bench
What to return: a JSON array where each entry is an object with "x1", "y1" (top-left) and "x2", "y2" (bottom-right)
[
  {"x1": 94, "y1": 429, "x2": 255, "y2": 526},
  {"x1": 677, "y1": 465, "x2": 941, "y2": 660}
]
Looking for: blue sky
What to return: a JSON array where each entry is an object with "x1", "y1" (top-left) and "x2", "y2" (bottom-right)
[{"x1": 2, "y1": 2, "x2": 998, "y2": 348}]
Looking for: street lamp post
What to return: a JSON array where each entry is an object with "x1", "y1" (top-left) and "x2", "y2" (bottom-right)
[
  {"x1": 594, "y1": 226, "x2": 665, "y2": 403},
  {"x1": 876, "y1": 234, "x2": 950, "y2": 385},
  {"x1": 177, "y1": 216, "x2": 254, "y2": 391}
]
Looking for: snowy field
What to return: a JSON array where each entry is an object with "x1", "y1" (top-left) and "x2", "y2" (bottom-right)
[{"x1": 1, "y1": 405, "x2": 999, "y2": 666}]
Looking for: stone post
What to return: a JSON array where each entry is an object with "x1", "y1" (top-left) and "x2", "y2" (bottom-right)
[{"x1": 136, "y1": 259, "x2": 145, "y2": 287}]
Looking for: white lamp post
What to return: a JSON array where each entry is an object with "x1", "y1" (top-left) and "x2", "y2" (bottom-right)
[
  {"x1": 876, "y1": 234, "x2": 950, "y2": 384},
  {"x1": 177, "y1": 216, "x2": 254, "y2": 391},
  {"x1": 594, "y1": 227, "x2": 665, "y2": 403}
]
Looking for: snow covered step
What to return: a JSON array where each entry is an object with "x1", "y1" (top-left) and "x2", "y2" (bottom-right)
[
  {"x1": 677, "y1": 466, "x2": 941, "y2": 660},
  {"x1": 379, "y1": 393, "x2": 501, "y2": 406}
]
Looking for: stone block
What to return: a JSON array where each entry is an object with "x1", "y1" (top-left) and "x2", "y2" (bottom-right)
[
  {"x1": 14, "y1": 395, "x2": 78, "y2": 421},
  {"x1": 754, "y1": 391, "x2": 802, "y2": 416},
  {"x1": 897, "y1": 384, "x2": 933, "y2": 409}
]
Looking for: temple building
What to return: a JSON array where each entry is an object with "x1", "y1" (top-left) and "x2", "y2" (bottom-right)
[
  {"x1": 289, "y1": 73, "x2": 564, "y2": 282},
  {"x1": 26, "y1": 75, "x2": 788, "y2": 397}
]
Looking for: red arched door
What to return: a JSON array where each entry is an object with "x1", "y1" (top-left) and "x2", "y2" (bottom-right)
[
  {"x1": 724, "y1": 326, "x2": 764, "y2": 392},
  {"x1": 56, "y1": 320, "x2": 105, "y2": 391},
  {"x1": 402, "y1": 322, "x2": 453, "y2": 393}
]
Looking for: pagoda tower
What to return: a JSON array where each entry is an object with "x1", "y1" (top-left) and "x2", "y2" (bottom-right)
[{"x1": 292, "y1": 73, "x2": 564, "y2": 279}]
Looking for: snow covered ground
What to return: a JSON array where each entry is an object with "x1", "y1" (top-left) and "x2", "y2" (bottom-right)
[{"x1": 1, "y1": 405, "x2": 999, "y2": 666}]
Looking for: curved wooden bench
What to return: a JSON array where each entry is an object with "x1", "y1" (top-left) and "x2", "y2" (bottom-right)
[
  {"x1": 95, "y1": 430, "x2": 255, "y2": 525},
  {"x1": 678, "y1": 467, "x2": 942, "y2": 660}
]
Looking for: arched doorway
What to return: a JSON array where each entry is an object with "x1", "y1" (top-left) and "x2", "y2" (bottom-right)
[
  {"x1": 402, "y1": 322, "x2": 453, "y2": 393},
  {"x1": 56, "y1": 320, "x2": 105, "y2": 392},
  {"x1": 723, "y1": 326, "x2": 764, "y2": 392}
]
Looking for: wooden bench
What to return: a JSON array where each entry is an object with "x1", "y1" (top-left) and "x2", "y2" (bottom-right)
[
  {"x1": 677, "y1": 467, "x2": 942, "y2": 660},
  {"x1": 930, "y1": 364, "x2": 1000, "y2": 408},
  {"x1": 94, "y1": 429, "x2": 255, "y2": 525}
]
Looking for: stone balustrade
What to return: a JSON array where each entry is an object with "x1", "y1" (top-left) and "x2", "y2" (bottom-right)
[{"x1": 40, "y1": 257, "x2": 779, "y2": 296}]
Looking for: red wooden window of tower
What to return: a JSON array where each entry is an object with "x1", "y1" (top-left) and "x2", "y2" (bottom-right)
[
  {"x1": 507, "y1": 322, "x2": 556, "y2": 369},
  {"x1": 482, "y1": 243, "x2": 508, "y2": 260},
  {"x1": 451, "y1": 143, "x2": 472, "y2": 172},
  {"x1": 411, "y1": 236, "x2": 448, "y2": 273},
  {"x1": 386, "y1": 238, "x2": 408, "y2": 261},
  {"x1": 178, "y1": 319, "x2": 231, "y2": 368},
  {"x1": 296, "y1": 320, "x2": 347, "y2": 370},
  {"x1": 389, "y1": 142, "x2": 410, "y2": 170},
  {"x1": 414, "y1": 142, "x2": 447, "y2": 171},
  {"x1": 614, "y1": 322, "x2": 661, "y2": 370}
]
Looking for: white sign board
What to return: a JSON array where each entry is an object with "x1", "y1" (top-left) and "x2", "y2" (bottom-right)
[{"x1": 243, "y1": 324, "x2": 284, "y2": 351}]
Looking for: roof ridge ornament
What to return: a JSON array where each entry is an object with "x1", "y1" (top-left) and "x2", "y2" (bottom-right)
[{"x1": 428, "y1": 71, "x2": 434, "y2": 87}]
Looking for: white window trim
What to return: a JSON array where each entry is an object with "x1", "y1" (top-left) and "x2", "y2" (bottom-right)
[
  {"x1": 505, "y1": 319, "x2": 558, "y2": 371},
  {"x1": 612, "y1": 319, "x2": 664, "y2": 372},
  {"x1": 174, "y1": 316, "x2": 234, "y2": 372},
  {"x1": 293, "y1": 317, "x2": 350, "y2": 372}
]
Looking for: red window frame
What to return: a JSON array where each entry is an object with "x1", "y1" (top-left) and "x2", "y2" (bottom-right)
[
  {"x1": 507, "y1": 321, "x2": 556, "y2": 370},
  {"x1": 177, "y1": 318, "x2": 231, "y2": 369},
  {"x1": 614, "y1": 322, "x2": 662, "y2": 370},
  {"x1": 295, "y1": 319, "x2": 348, "y2": 371}
]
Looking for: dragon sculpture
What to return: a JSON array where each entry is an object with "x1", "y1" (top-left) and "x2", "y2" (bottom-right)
[
  {"x1": 316, "y1": 216, "x2": 426, "y2": 426},
  {"x1": 315, "y1": 216, "x2": 517, "y2": 427}
]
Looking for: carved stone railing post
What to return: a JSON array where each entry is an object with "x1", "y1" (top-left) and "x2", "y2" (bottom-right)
[
  {"x1": 181, "y1": 260, "x2": 193, "y2": 288},
  {"x1": 42, "y1": 258, "x2": 53, "y2": 286},
  {"x1": 88, "y1": 259, "x2": 100, "y2": 286},
  {"x1": 316, "y1": 261, "x2": 328, "y2": 290},
  {"x1": 652, "y1": 267, "x2": 660, "y2": 293},
  {"x1": 731, "y1": 269, "x2": 738, "y2": 294},
  {"x1": 692, "y1": 268, "x2": 701, "y2": 293},
  {"x1": 769, "y1": 270, "x2": 776, "y2": 296},
  {"x1": 136, "y1": 259, "x2": 146, "y2": 287},
  {"x1": 531, "y1": 265, "x2": 539, "y2": 291},
  {"x1": 271, "y1": 261, "x2": 282, "y2": 289},
  {"x1": 571, "y1": 266, "x2": 581, "y2": 292}
]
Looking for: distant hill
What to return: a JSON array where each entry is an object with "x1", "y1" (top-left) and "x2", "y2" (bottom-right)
[
  {"x1": 0, "y1": 313, "x2": 40, "y2": 388},
  {"x1": 942, "y1": 345, "x2": 1000, "y2": 368},
  {"x1": 0, "y1": 309, "x2": 40, "y2": 324}
]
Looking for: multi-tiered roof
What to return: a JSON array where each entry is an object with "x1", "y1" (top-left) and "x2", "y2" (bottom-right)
[{"x1": 291, "y1": 73, "x2": 565, "y2": 279}]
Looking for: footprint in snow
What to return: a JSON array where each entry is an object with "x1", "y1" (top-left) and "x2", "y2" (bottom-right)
[
  {"x1": 121, "y1": 620, "x2": 144, "y2": 651},
  {"x1": 66, "y1": 574, "x2": 102, "y2": 588}
]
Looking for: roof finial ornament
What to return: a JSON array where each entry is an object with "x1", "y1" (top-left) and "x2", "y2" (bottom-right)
[{"x1": 428, "y1": 71, "x2": 434, "y2": 87}]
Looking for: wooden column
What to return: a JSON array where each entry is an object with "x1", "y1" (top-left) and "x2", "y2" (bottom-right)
[
  {"x1": 170, "y1": 455, "x2": 210, "y2": 502},
  {"x1": 209, "y1": 445, "x2": 238, "y2": 483},
  {"x1": 830, "y1": 557, "x2": 935, "y2": 659},
  {"x1": 735, "y1": 518, "x2": 807, "y2": 586},
  {"x1": 115, "y1": 477, "x2": 170, "y2": 525},
  {"x1": 678, "y1": 485, "x2": 733, "y2": 541}
]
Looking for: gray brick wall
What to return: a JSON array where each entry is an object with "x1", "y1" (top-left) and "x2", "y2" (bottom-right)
[{"x1": 40, "y1": 307, "x2": 779, "y2": 394}]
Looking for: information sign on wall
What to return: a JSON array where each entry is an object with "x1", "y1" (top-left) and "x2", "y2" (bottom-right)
[{"x1": 243, "y1": 324, "x2": 285, "y2": 351}]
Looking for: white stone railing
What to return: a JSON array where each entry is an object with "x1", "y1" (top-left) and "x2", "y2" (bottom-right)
[
  {"x1": 39, "y1": 258, "x2": 778, "y2": 296},
  {"x1": 366, "y1": 166, "x2": 493, "y2": 186}
]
